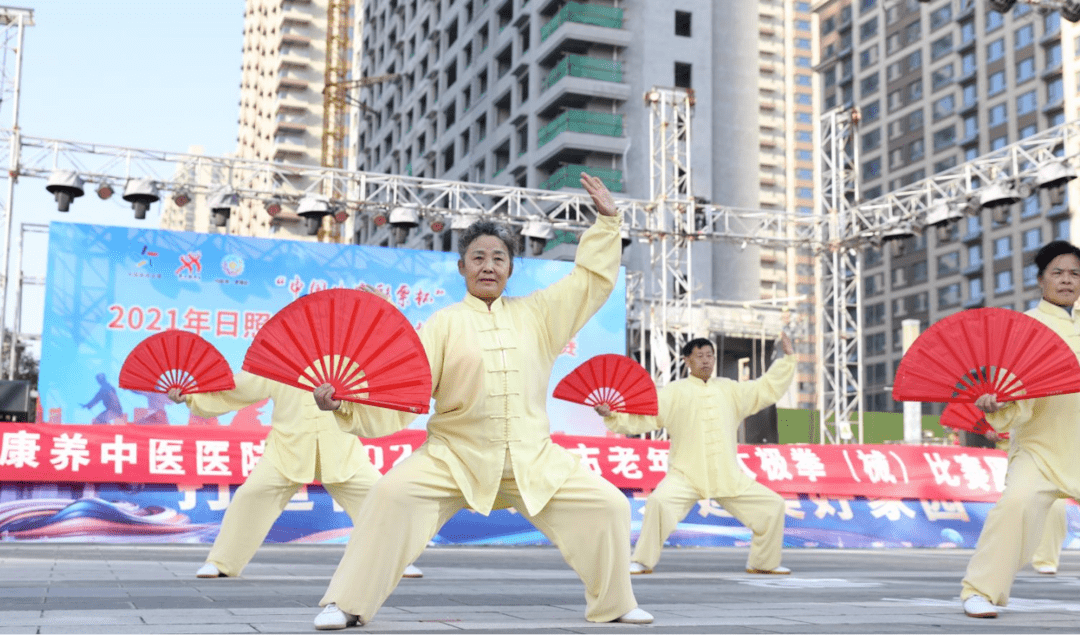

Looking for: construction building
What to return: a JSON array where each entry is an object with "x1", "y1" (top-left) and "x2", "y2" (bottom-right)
[{"x1": 814, "y1": 0, "x2": 1077, "y2": 414}]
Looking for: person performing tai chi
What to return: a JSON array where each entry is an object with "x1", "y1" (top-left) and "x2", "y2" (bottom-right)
[
  {"x1": 596, "y1": 334, "x2": 796, "y2": 576},
  {"x1": 961, "y1": 240, "x2": 1080, "y2": 618},
  {"x1": 168, "y1": 373, "x2": 423, "y2": 579},
  {"x1": 311, "y1": 173, "x2": 651, "y2": 629}
]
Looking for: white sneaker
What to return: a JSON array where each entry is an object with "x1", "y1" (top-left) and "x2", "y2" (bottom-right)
[
  {"x1": 195, "y1": 563, "x2": 224, "y2": 578},
  {"x1": 314, "y1": 603, "x2": 359, "y2": 630},
  {"x1": 614, "y1": 607, "x2": 653, "y2": 624},
  {"x1": 962, "y1": 595, "x2": 997, "y2": 618},
  {"x1": 1034, "y1": 564, "x2": 1058, "y2": 575},
  {"x1": 402, "y1": 564, "x2": 424, "y2": 578},
  {"x1": 746, "y1": 565, "x2": 791, "y2": 575},
  {"x1": 628, "y1": 561, "x2": 652, "y2": 575}
]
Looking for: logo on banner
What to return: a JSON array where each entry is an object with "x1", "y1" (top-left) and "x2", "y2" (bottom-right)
[
  {"x1": 136, "y1": 245, "x2": 158, "y2": 268},
  {"x1": 221, "y1": 254, "x2": 244, "y2": 278},
  {"x1": 175, "y1": 251, "x2": 203, "y2": 280}
]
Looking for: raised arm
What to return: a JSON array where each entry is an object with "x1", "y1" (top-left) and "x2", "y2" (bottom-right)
[
  {"x1": 731, "y1": 337, "x2": 796, "y2": 420},
  {"x1": 527, "y1": 173, "x2": 623, "y2": 352}
]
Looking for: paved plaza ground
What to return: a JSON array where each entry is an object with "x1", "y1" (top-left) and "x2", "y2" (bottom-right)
[{"x1": 1, "y1": 543, "x2": 1079, "y2": 634}]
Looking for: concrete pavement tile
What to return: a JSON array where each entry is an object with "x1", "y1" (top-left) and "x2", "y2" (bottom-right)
[
  {"x1": 0, "y1": 611, "x2": 42, "y2": 624},
  {"x1": 40, "y1": 626, "x2": 258, "y2": 634},
  {"x1": 0, "y1": 587, "x2": 47, "y2": 597}
]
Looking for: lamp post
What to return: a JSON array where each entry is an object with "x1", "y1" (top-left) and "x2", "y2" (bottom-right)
[{"x1": 0, "y1": 7, "x2": 32, "y2": 379}]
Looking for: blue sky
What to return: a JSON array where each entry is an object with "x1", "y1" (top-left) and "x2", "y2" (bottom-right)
[{"x1": 11, "y1": 1, "x2": 245, "y2": 356}]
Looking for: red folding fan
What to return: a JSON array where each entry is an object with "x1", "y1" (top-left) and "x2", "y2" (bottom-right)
[
  {"x1": 119, "y1": 330, "x2": 235, "y2": 395},
  {"x1": 939, "y1": 401, "x2": 1007, "y2": 438},
  {"x1": 553, "y1": 354, "x2": 658, "y2": 415},
  {"x1": 892, "y1": 307, "x2": 1080, "y2": 403},
  {"x1": 242, "y1": 289, "x2": 431, "y2": 413}
]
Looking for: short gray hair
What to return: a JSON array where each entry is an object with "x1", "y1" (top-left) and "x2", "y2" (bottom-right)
[{"x1": 457, "y1": 220, "x2": 517, "y2": 260}]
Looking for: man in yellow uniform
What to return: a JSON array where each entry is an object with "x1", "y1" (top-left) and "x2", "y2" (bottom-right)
[
  {"x1": 962, "y1": 240, "x2": 1080, "y2": 618},
  {"x1": 598, "y1": 334, "x2": 795, "y2": 575},
  {"x1": 310, "y1": 173, "x2": 650, "y2": 629},
  {"x1": 168, "y1": 373, "x2": 422, "y2": 579}
]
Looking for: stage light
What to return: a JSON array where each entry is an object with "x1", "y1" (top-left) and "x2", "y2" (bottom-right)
[
  {"x1": 986, "y1": 0, "x2": 1017, "y2": 13},
  {"x1": 172, "y1": 188, "x2": 191, "y2": 208},
  {"x1": 979, "y1": 182, "x2": 1019, "y2": 224},
  {"x1": 264, "y1": 197, "x2": 283, "y2": 217},
  {"x1": 208, "y1": 186, "x2": 238, "y2": 227},
  {"x1": 389, "y1": 205, "x2": 419, "y2": 245},
  {"x1": 297, "y1": 195, "x2": 331, "y2": 236},
  {"x1": 521, "y1": 218, "x2": 554, "y2": 256},
  {"x1": 1064, "y1": 0, "x2": 1080, "y2": 23},
  {"x1": 1035, "y1": 160, "x2": 1077, "y2": 207},
  {"x1": 122, "y1": 178, "x2": 160, "y2": 220},
  {"x1": 450, "y1": 209, "x2": 481, "y2": 231},
  {"x1": 332, "y1": 207, "x2": 349, "y2": 224},
  {"x1": 429, "y1": 214, "x2": 446, "y2": 233},
  {"x1": 45, "y1": 170, "x2": 84, "y2": 212},
  {"x1": 96, "y1": 181, "x2": 114, "y2": 200}
]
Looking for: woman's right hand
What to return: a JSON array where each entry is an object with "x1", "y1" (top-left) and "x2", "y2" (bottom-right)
[
  {"x1": 593, "y1": 404, "x2": 612, "y2": 417},
  {"x1": 166, "y1": 388, "x2": 185, "y2": 404}
]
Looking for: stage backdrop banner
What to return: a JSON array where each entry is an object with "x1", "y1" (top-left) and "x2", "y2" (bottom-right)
[
  {"x1": 39, "y1": 222, "x2": 626, "y2": 436},
  {"x1": 0, "y1": 423, "x2": 1010, "y2": 503}
]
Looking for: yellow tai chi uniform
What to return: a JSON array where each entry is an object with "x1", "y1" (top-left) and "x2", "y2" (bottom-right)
[
  {"x1": 318, "y1": 213, "x2": 639, "y2": 624},
  {"x1": 603, "y1": 355, "x2": 796, "y2": 572},
  {"x1": 962, "y1": 299, "x2": 1080, "y2": 605},
  {"x1": 187, "y1": 371, "x2": 379, "y2": 576},
  {"x1": 991, "y1": 436, "x2": 1070, "y2": 573}
]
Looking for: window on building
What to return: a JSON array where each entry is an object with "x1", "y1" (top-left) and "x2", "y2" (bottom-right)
[
  {"x1": 860, "y1": 16, "x2": 878, "y2": 41},
  {"x1": 968, "y1": 241, "x2": 983, "y2": 266},
  {"x1": 932, "y1": 64, "x2": 954, "y2": 90},
  {"x1": 1055, "y1": 217, "x2": 1070, "y2": 241},
  {"x1": 674, "y1": 62, "x2": 692, "y2": 88},
  {"x1": 862, "y1": 157, "x2": 882, "y2": 178},
  {"x1": 933, "y1": 94, "x2": 955, "y2": 120},
  {"x1": 908, "y1": 49, "x2": 923, "y2": 72},
  {"x1": 1023, "y1": 263, "x2": 1039, "y2": 287},
  {"x1": 1023, "y1": 227, "x2": 1043, "y2": 252},
  {"x1": 931, "y1": 4, "x2": 952, "y2": 30},
  {"x1": 933, "y1": 125, "x2": 956, "y2": 151},
  {"x1": 908, "y1": 79, "x2": 923, "y2": 101},
  {"x1": 910, "y1": 138, "x2": 925, "y2": 160},
  {"x1": 969, "y1": 276, "x2": 984, "y2": 301},
  {"x1": 938, "y1": 252, "x2": 960, "y2": 275},
  {"x1": 864, "y1": 100, "x2": 881, "y2": 122},
  {"x1": 862, "y1": 128, "x2": 881, "y2": 152},
  {"x1": 860, "y1": 74, "x2": 880, "y2": 96},
  {"x1": 989, "y1": 103, "x2": 1008, "y2": 127},
  {"x1": 986, "y1": 8, "x2": 1004, "y2": 31},
  {"x1": 1047, "y1": 41, "x2": 1063, "y2": 68},
  {"x1": 995, "y1": 270, "x2": 1014, "y2": 294},
  {"x1": 1015, "y1": 23, "x2": 1034, "y2": 48},
  {"x1": 991, "y1": 134, "x2": 1008, "y2": 150},
  {"x1": 938, "y1": 283, "x2": 961, "y2": 308},
  {"x1": 963, "y1": 83, "x2": 978, "y2": 108},
  {"x1": 909, "y1": 108, "x2": 924, "y2": 132},
  {"x1": 962, "y1": 51, "x2": 977, "y2": 76},
  {"x1": 675, "y1": 10, "x2": 692, "y2": 37},
  {"x1": 1017, "y1": 57, "x2": 1036, "y2": 83},
  {"x1": 988, "y1": 70, "x2": 1006, "y2": 96},
  {"x1": 963, "y1": 114, "x2": 978, "y2": 139},
  {"x1": 1048, "y1": 77, "x2": 1064, "y2": 104},
  {"x1": 994, "y1": 236, "x2": 1012, "y2": 259},
  {"x1": 931, "y1": 34, "x2": 953, "y2": 60},
  {"x1": 861, "y1": 45, "x2": 878, "y2": 68},
  {"x1": 887, "y1": 60, "x2": 904, "y2": 82},
  {"x1": 987, "y1": 38, "x2": 1005, "y2": 63},
  {"x1": 912, "y1": 261, "x2": 928, "y2": 283},
  {"x1": 1017, "y1": 89, "x2": 1037, "y2": 116},
  {"x1": 865, "y1": 302, "x2": 885, "y2": 326}
]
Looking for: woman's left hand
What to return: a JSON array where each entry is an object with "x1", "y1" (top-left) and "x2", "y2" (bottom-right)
[{"x1": 580, "y1": 173, "x2": 618, "y2": 217}]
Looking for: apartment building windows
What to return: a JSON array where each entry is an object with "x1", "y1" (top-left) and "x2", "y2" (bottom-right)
[
  {"x1": 675, "y1": 62, "x2": 692, "y2": 88},
  {"x1": 860, "y1": 16, "x2": 878, "y2": 41},
  {"x1": 1015, "y1": 23, "x2": 1034, "y2": 48},
  {"x1": 866, "y1": 332, "x2": 885, "y2": 356},
  {"x1": 1017, "y1": 90, "x2": 1037, "y2": 116},
  {"x1": 931, "y1": 34, "x2": 953, "y2": 60},
  {"x1": 989, "y1": 103, "x2": 1008, "y2": 126},
  {"x1": 1017, "y1": 57, "x2": 1036, "y2": 83},
  {"x1": 932, "y1": 64, "x2": 954, "y2": 90},
  {"x1": 1047, "y1": 77, "x2": 1064, "y2": 104},
  {"x1": 986, "y1": 9, "x2": 1004, "y2": 32},
  {"x1": 865, "y1": 302, "x2": 885, "y2": 326},
  {"x1": 987, "y1": 38, "x2": 1005, "y2": 63},
  {"x1": 938, "y1": 283, "x2": 961, "y2": 309},
  {"x1": 862, "y1": 128, "x2": 881, "y2": 152},
  {"x1": 1024, "y1": 263, "x2": 1039, "y2": 287},
  {"x1": 1055, "y1": 217, "x2": 1070, "y2": 241},
  {"x1": 968, "y1": 277, "x2": 985, "y2": 302},
  {"x1": 930, "y1": 4, "x2": 952, "y2": 30},
  {"x1": 937, "y1": 251, "x2": 960, "y2": 275},
  {"x1": 1023, "y1": 227, "x2": 1043, "y2": 252},
  {"x1": 860, "y1": 45, "x2": 878, "y2": 68},
  {"x1": 933, "y1": 94, "x2": 954, "y2": 119},
  {"x1": 989, "y1": 70, "x2": 1006, "y2": 96},
  {"x1": 995, "y1": 270, "x2": 1014, "y2": 294},
  {"x1": 968, "y1": 242, "x2": 983, "y2": 268},
  {"x1": 933, "y1": 125, "x2": 956, "y2": 151},
  {"x1": 861, "y1": 74, "x2": 880, "y2": 96},
  {"x1": 1046, "y1": 41, "x2": 1062, "y2": 69},
  {"x1": 994, "y1": 236, "x2": 1012, "y2": 259}
]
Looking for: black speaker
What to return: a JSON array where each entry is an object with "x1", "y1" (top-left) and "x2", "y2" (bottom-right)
[
  {"x1": 743, "y1": 404, "x2": 779, "y2": 444},
  {"x1": 0, "y1": 380, "x2": 31, "y2": 421}
]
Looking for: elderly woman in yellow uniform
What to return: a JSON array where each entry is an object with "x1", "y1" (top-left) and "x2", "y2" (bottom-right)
[
  {"x1": 597, "y1": 335, "x2": 795, "y2": 576},
  {"x1": 961, "y1": 240, "x2": 1080, "y2": 618},
  {"x1": 167, "y1": 374, "x2": 422, "y2": 579},
  {"x1": 310, "y1": 173, "x2": 650, "y2": 629}
]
